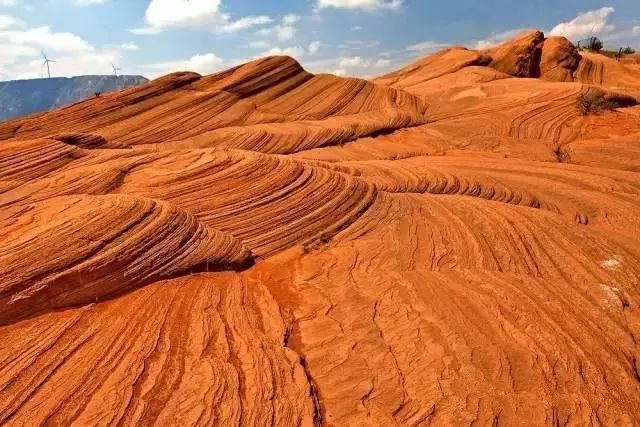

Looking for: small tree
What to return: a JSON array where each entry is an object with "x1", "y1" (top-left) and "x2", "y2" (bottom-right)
[
  {"x1": 623, "y1": 46, "x2": 636, "y2": 55},
  {"x1": 94, "y1": 91, "x2": 102, "y2": 98},
  {"x1": 587, "y1": 37, "x2": 603, "y2": 51},
  {"x1": 577, "y1": 36, "x2": 604, "y2": 52}
]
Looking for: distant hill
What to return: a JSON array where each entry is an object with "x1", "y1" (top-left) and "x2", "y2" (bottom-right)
[{"x1": 0, "y1": 75, "x2": 148, "y2": 121}]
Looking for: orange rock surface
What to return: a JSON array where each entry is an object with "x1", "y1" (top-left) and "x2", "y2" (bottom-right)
[{"x1": 2, "y1": 31, "x2": 640, "y2": 425}]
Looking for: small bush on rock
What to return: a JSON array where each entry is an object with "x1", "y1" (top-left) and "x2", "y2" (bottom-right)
[{"x1": 577, "y1": 91, "x2": 616, "y2": 115}]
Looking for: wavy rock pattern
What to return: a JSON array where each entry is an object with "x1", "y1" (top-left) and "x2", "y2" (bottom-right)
[
  {"x1": 0, "y1": 57, "x2": 428, "y2": 154},
  {"x1": 576, "y1": 51, "x2": 640, "y2": 98},
  {"x1": 0, "y1": 138, "x2": 83, "y2": 181},
  {"x1": 0, "y1": 273, "x2": 315, "y2": 425},
  {"x1": 0, "y1": 194, "x2": 252, "y2": 324},
  {"x1": 245, "y1": 192, "x2": 640, "y2": 425},
  {"x1": 0, "y1": 146, "x2": 377, "y2": 258},
  {"x1": 316, "y1": 155, "x2": 640, "y2": 231},
  {"x1": 374, "y1": 47, "x2": 493, "y2": 89},
  {"x1": 1, "y1": 30, "x2": 640, "y2": 426}
]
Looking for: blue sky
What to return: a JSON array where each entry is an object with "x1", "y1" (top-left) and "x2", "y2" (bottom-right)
[{"x1": 0, "y1": 0, "x2": 638, "y2": 80}]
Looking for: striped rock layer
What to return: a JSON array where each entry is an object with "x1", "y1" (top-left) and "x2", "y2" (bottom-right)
[{"x1": 1, "y1": 30, "x2": 640, "y2": 426}]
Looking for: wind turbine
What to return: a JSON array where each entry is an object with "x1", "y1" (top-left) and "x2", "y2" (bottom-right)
[
  {"x1": 111, "y1": 62, "x2": 121, "y2": 78},
  {"x1": 41, "y1": 50, "x2": 55, "y2": 79},
  {"x1": 111, "y1": 62, "x2": 122, "y2": 90}
]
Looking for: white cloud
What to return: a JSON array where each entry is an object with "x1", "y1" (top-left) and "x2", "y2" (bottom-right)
[
  {"x1": 303, "y1": 53, "x2": 396, "y2": 78},
  {"x1": 218, "y1": 15, "x2": 272, "y2": 33},
  {"x1": 282, "y1": 14, "x2": 299, "y2": 25},
  {"x1": 303, "y1": 55, "x2": 382, "y2": 77},
  {"x1": 374, "y1": 58, "x2": 390, "y2": 67},
  {"x1": 129, "y1": 26, "x2": 163, "y2": 36},
  {"x1": 248, "y1": 40, "x2": 318, "y2": 60},
  {"x1": 0, "y1": 14, "x2": 21, "y2": 29},
  {"x1": 351, "y1": 25, "x2": 363, "y2": 31},
  {"x1": 130, "y1": 0, "x2": 272, "y2": 35},
  {"x1": 275, "y1": 24, "x2": 296, "y2": 41},
  {"x1": 0, "y1": 0, "x2": 18, "y2": 5},
  {"x1": 471, "y1": 28, "x2": 532, "y2": 49},
  {"x1": 0, "y1": 43, "x2": 38, "y2": 65},
  {"x1": 261, "y1": 45, "x2": 305, "y2": 58},
  {"x1": 256, "y1": 14, "x2": 299, "y2": 41},
  {"x1": 0, "y1": 22, "x2": 142, "y2": 80},
  {"x1": 41, "y1": 51, "x2": 121, "y2": 78},
  {"x1": 143, "y1": 0, "x2": 222, "y2": 29},
  {"x1": 119, "y1": 42, "x2": 139, "y2": 51},
  {"x1": 339, "y1": 56, "x2": 370, "y2": 68},
  {"x1": 0, "y1": 26, "x2": 93, "y2": 53},
  {"x1": 550, "y1": 7, "x2": 616, "y2": 40},
  {"x1": 141, "y1": 52, "x2": 223, "y2": 78},
  {"x1": 316, "y1": 0, "x2": 403, "y2": 11},
  {"x1": 338, "y1": 39, "x2": 380, "y2": 50},
  {"x1": 248, "y1": 40, "x2": 270, "y2": 49},
  {"x1": 405, "y1": 40, "x2": 449, "y2": 52},
  {"x1": 1, "y1": 47, "x2": 125, "y2": 80},
  {"x1": 308, "y1": 40, "x2": 321, "y2": 55},
  {"x1": 598, "y1": 23, "x2": 640, "y2": 47}
]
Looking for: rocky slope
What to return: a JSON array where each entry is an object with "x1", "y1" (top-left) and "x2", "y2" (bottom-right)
[
  {"x1": 0, "y1": 75, "x2": 148, "y2": 121},
  {"x1": 1, "y1": 31, "x2": 640, "y2": 425}
]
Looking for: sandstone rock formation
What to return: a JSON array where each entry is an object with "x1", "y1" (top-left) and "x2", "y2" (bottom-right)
[
  {"x1": 540, "y1": 36, "x2": 581, "y2": 82},
  {"x1": 1, "y1": 31, "x2": 640, "y2": 425},
  {"x1": 484, "y1": 30, "x2": 545, "y2": 77}
]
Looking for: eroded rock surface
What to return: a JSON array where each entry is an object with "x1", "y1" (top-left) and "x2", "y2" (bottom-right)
[{"x1": 2, "y1": 32, "x2": 640, "y2": 426}]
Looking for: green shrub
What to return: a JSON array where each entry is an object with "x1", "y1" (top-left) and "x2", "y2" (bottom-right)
[
  {"x1": 577, "y1": 36, "x2": 603, "y2": 52},
  {"x1": 577, "y1": 91, "x2": 616, "y2": 116}
]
